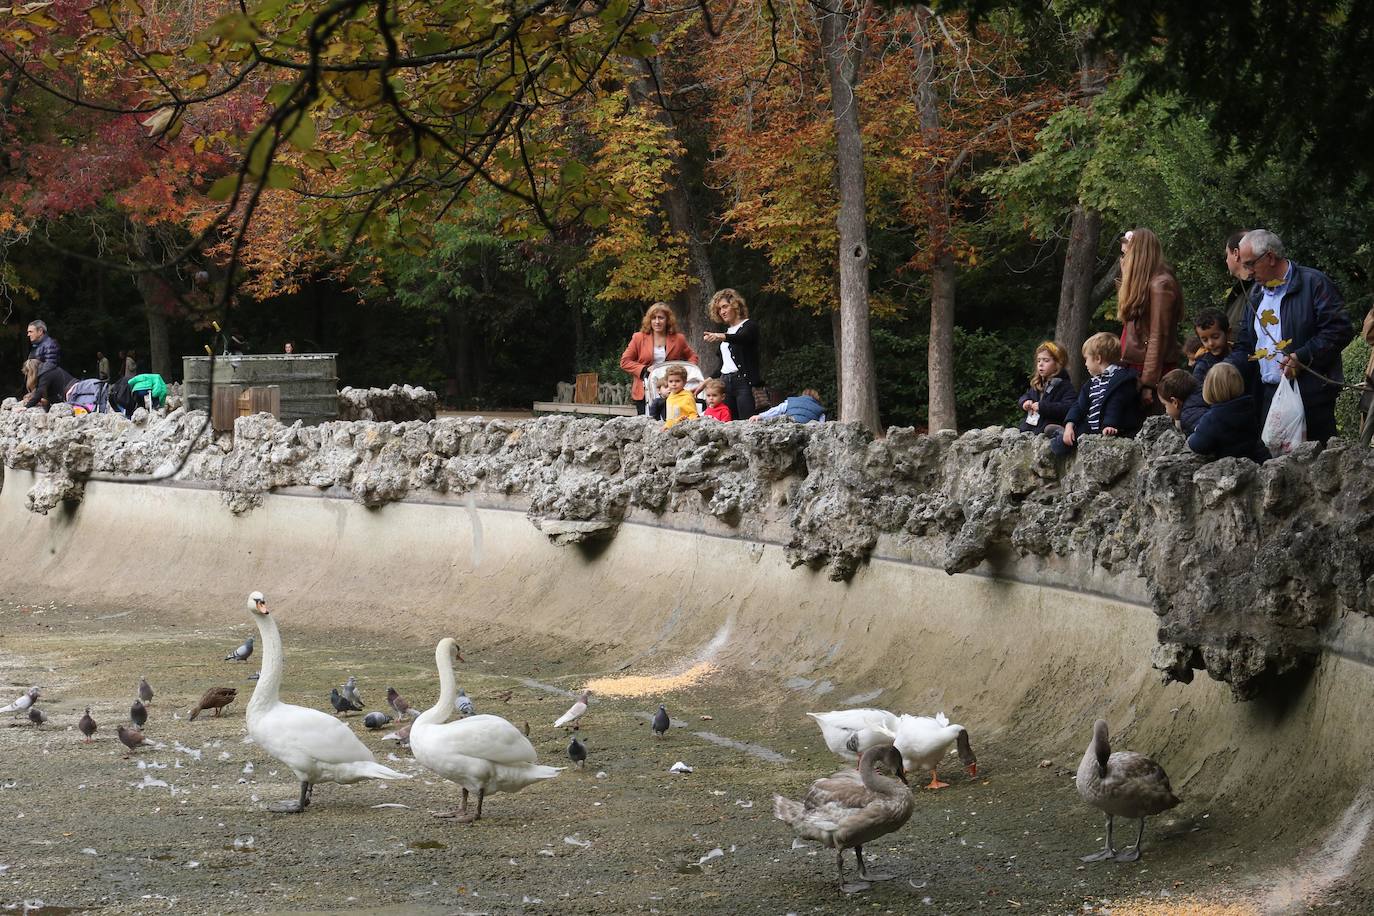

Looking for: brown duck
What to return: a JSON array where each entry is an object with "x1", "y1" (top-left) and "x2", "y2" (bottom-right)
[{"x1": 189, "y1": 687, "x2": 238, "y2": 721}]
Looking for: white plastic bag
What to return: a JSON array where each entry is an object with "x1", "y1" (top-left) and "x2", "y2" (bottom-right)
[{"x1": 1262, "y1": 376, "x2": 1306, "y2": 455}]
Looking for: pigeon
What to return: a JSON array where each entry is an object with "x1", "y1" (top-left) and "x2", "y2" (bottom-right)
[
  {"x1": 454, "y1": 688, "x2": 474, "y2": 717},
  {"x1": 1, "y1": 686, "x2": 40, "y2": 716},
  {"x1": 568, "y1": 735, "x2": 587, "y2": 768},
  {"x1": 188, "y1": 687, "x2": 237, "y2": 721},
  {"x1": 225, "y1": 635, "x2": 255, "y2": 662},
  {"x1": 555, "y1": 690, "x2": 590, "y2": 729},
  {"x1": 363, "y1": 711, "x2": 393, "y2": 730},
  {"x1": 117, "y1": 724, "x2": 149, "y2": 754},
  {"x1": 381, "y1": 722, "x2": 412, "y2": 746},
  {"x1": 386, "y1": 687, "x2": 416, "y2": 719},
  {"x1": 138, "y1": 677, "x2": 154, "y2": 705},
  {"x1": 652, "y1": 705, "x2": 670, "y2": 738},
  {"x1": 130, "y1": 698, "x2": 148, "y2": 728},
  {"x1": 78, "y1": 707, "x2": 98, "y2": 742},
  {"x1": 28, "y1": 706, "x2": 48, "y2": 726},
  {"x1": 330, "y1": 688, "x2": 362, "y2": 716},
  {"x1": 341, "y1": 676, "x2": 365, "y2": 709}
]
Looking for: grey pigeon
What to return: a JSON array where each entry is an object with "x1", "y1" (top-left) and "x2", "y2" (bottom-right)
[
  {"x1": 568, "y1": 735, "x2": 587, "y2": 768},
  {"x1": 225, "y1": 635, "x2": 254, "y2": 662},
  {"x1": 329, "y1": 688, "x2": 361, "y2": 716},
  {"x1": 386, "y1": 687, "x2": 416, "y2": 719},
  {"x1": 363, "y1": 711, "x2": 393, "y2": 730},
  {"x1": 117, "y1": 724, "x2": 148, "y2": 753},
  {"x1": 341, "y1": 676, "x2": 365, "y2": 709},
  {"x1": 28, "y1": 706, "x2": 48, "y2": 726},
  {"x1": 455, "y1": 688, "x2": 474, "y2": 717},
  {"x1": 1, "y1": 686, "x2": 39, "y2": 716},
  {"x1": 130, "y1": 699, "x2": 148, "y2": 728},
  {"x1": 138, "y1": 677, "x2": 154, "y2": 705},
  {"x1": 78, "y1": 707, "x2": 97, "y2": 742},
  {"x1": 652, "y1": 705, "x2": 670, "y2": 738}
]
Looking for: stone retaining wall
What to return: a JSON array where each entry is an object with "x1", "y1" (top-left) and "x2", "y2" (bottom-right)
[{"x1": 2, "y1": 401, "x2": 1370, "y2": 701}]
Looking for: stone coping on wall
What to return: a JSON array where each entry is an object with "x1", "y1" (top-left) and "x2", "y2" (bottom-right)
[{"x1": 2, "y1": 402, "x2": 1371, "y2": 701}]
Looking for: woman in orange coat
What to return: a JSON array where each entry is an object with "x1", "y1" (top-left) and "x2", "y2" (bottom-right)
[
  {"x1": 1118, "y1": 227, "x2": 1184, "y2": 411},
  {"x1": 621, "y1": 302, "x2": 698, "y2": 414}
]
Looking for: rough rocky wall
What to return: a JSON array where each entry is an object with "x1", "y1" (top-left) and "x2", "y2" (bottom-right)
[
  {"x1": 337, "y1": 385, "x2": 438, "y2": 422},
  {"x1": 2, "y1": 402, "x2": 1371, "y2": 701}
]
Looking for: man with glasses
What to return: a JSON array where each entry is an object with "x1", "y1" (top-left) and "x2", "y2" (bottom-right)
[{"x1": 1234, "y1": 229, "x2": 1353, "y2": 443}]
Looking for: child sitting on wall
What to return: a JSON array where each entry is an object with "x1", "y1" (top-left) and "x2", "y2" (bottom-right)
[
  {"x1": 1051, "y1": 332, "x2": 1144, "y2": 457},
  {"x1": 1016, "y1": 341, "x2": 1077, "y2": 435},
  {"x1": 1187, "y1": 362, "x2": 1270, "y2": 462},
  {"x1": 751, "y1": 388, "x2": 827, "y2": 423},
  {"x1": 1159, "y1": 368, "x2": 1207, "y2": 435},
  {"x1": 647, "y1": 378, "x2": 669, "y2": 421},
  {"x1": 662, "y1": 365, "x2": 699, "y2": 428},
  {"x1": 701, "y1": 378, "x2": 733, "y2": 421}
]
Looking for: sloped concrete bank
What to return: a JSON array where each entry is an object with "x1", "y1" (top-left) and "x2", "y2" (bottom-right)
[
  {"x1": 4, "y1": 406, "x2": 1374, "y2": 699},
  {"x1": 2, "y1": 405, "x2": 1374, "y2": 837}
]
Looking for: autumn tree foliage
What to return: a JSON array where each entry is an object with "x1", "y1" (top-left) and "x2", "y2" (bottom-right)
[{"x1": 700, "y1": 1, "x2": 1063, "y2": 429}]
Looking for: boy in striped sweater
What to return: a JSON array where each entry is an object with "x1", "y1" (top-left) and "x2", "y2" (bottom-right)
[{"x1": 1051, "y1": 332, "x2": 1145, "y2": 457}]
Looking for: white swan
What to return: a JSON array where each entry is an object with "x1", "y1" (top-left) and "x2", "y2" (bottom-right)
[
  {"x1": 243, "y1": 592, "x2": 408, "y2": 813},
  {"x1": 807, "y1": 709, "x2": 898, "y2": 761},
  {"x1": 410, "y1": 638, "x2": 561, "y2": 822},
  {"x1": 893, "y1": 712, "x2": 978, "y2": 789}
]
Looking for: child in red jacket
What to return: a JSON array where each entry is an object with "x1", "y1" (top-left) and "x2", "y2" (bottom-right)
[{"x1": 702, "y1": 378, "x2": 733, "y2": 421}]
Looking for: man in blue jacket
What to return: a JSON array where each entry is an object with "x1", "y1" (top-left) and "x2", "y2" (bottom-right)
[
  {"x1": 1234, "y1": 230, "x2": 1353, "y2": 443},
  {"x1": 26, "y1": 319, "x2": 61, "y2": 370}
]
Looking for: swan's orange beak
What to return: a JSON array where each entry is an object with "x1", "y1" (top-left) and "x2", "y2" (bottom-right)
[
  {"x1": 255, "y1": 599, "x2": 269, "y2": 616},
  {"x1": 965, "y1": 763, "x2": 978, "y2": 777}
]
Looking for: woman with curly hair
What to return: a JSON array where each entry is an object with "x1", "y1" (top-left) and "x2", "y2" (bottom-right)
[
  {"x1": 620, "y1": 302, "x2": 698, "y2": 414},
  {"x1": 702, "y1": 288, "x2": 764, "y2": 420}
]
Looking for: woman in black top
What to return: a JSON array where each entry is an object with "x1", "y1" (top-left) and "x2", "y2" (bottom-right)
[
  {"x1": 19, "y1": 359, "x2": 77, "y2": 409},
  {"x1": 702, "y1": 288, "x2": 762, "y2": 420}
]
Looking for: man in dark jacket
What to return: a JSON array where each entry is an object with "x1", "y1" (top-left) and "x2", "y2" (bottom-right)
[
  {"x1": 1234, "y1": 230, "x2": 1354, "y2": 443},
  {"x1": 26, "y1": 320, "x2": 61, "y2": 370}
]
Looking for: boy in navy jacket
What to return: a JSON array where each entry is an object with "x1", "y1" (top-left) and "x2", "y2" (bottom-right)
[
  {"x1": 1051, "y1": 332, "x2": 1145, "y2": 457},
  {"x1": 1188, "y1": 363, "x2": 1270, "y2": 463}
]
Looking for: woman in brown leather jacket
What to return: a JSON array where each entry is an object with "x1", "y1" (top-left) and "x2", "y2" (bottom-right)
[{"x1": 1118, "y1": 227, "x2": 1184, "y2": 410}]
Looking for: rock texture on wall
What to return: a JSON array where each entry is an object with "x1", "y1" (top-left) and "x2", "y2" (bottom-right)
[
  {"x1": 337, "y1": 385, "x2": 438, "y2": 422},
  {"x1": 2, "y1": 403, "x2": 1368, "y2": 701}
]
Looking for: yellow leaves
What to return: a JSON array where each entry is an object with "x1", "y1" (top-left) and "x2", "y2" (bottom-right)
[
  {"x1": 87, "y1": 5, "x2": 113, "y2": 28},
  {"x1": 186, "y1": 71, "x2": 210, "y2": 91},
  {"x1": 7, "y1": 27, "x2": 35, "y2": 43},
  {"x1": 1274, "y1": 338, "x2": 1292, "y2": 351},
  {"x1": 1258, "y1": 308, "x2": 1279, "y2": 327}
]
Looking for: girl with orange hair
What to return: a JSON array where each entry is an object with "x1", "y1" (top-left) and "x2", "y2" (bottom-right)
[{"x1": 1016, "y1": 341, "x2": 1077, "y2": 434}]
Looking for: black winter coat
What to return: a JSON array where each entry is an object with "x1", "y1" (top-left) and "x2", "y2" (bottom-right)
[
  {"x1": 1017, "y1": 370, "x2": 1077, "y2": 433},
  {"x1": 1065, "y1": 366, "x2": 1144, "y2": 436},
  {"x1": 1188, "y1": 395, "x2": 1270, "y2": 463}
]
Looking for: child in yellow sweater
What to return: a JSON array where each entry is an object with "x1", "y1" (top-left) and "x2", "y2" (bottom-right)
[{"x1": 662, "y1": 365, "x2": 699, "y2": 428}]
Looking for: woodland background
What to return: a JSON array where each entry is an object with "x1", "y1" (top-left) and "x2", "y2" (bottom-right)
[{"x1": 1, "y1": 0, "x2": 1370, "y2": 432}]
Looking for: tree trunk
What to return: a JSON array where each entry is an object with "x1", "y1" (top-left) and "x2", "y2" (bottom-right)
[
  {"x1": 631, "y1": 56, "x2": 719, "y2": 375},
  {"x1": 915, "y1": 8, "x2": 957, "y2": 432},
  {"x1": 831, "y1": 309, "x2": 844, "y2": 417},
  {"x1": 815, "y1": 0, "x2": 880, "y2": 432},
  {"x1": 927, "y1": 251, "x2": 957, "y2": 431},
  {"x1": 128, "y1": 221, "x2": 173, "y2": 377},
  {"x1": 1056, "y1": 45, "x2": 1110, "y2": 387},
  {"x1": 1056, "y1": 204, "x2": 1102, "y2": 386}
]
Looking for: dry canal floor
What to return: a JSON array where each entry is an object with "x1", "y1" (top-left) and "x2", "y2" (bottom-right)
[{"x1": 0, "y1": 597, "x2": 1367, "y2": 915}]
